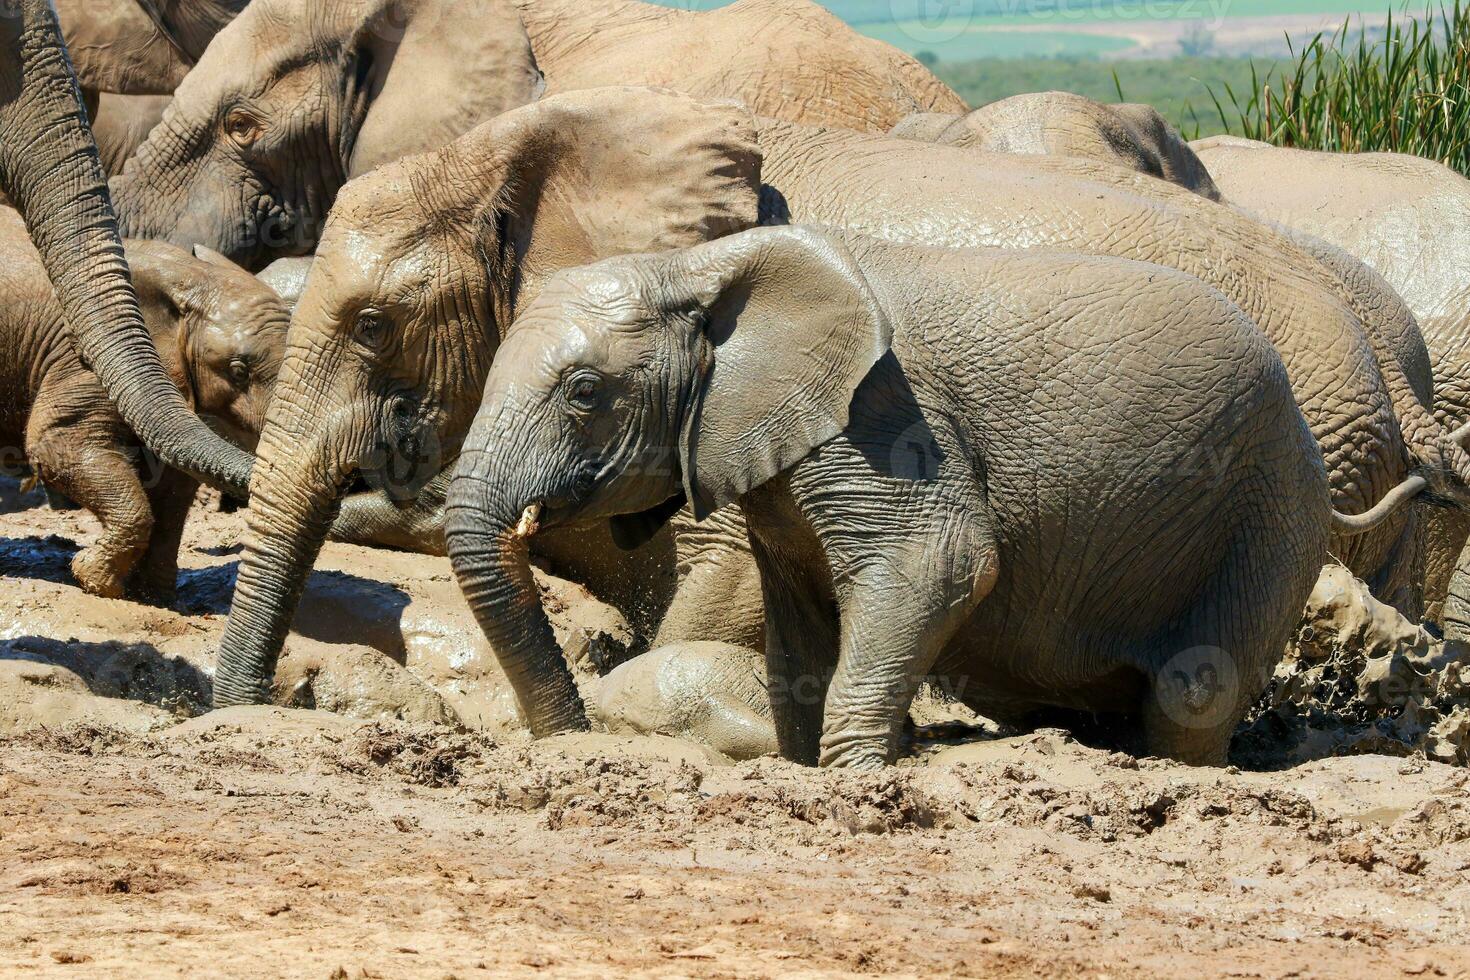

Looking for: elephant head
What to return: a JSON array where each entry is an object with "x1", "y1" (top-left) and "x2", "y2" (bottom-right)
[
  {"x1": 0, "y1": 0, "x2": 252, "y2": 495},
  {"x1": 892, "y1": 92, "x2": 1223, "y2": 202},
  {"x1": 210, "y1": 86, "x2": 761, "y2": 707},
  {"x1": 127, "y1": 240, "x2": 289, "y2": 448},
  {"x1": 109, "y1": 0, "x2": 541, "y2": 269},
  {"x1": 445, "y1": 226, "x2": 892, "y2": 735}
]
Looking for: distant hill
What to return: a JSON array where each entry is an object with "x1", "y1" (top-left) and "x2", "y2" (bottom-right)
[{"x1": 647, "y1": 1, "x2": 1438, "y2": 60}]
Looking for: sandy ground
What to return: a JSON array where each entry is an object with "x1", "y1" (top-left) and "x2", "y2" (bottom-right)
[{"x1": 3, "y1": 479, "x2": 1470, "y2": 978}]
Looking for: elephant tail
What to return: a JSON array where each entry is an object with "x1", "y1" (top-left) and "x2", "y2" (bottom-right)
[{"x1": 1332, "y1": 418, "x2": 1470, "y2": 536}]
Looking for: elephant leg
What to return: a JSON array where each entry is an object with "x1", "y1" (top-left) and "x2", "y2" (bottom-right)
[
  {"x1": 656, "y1": 505, "x2": 765, "y2": 651},
  {"x1": 129, "y1": 462, "x2": 199, "y2": 605},
  {"x1": 28, "y1": 425, "x2": 153, "y2": 600},
  {"x1": 1139, "y1": 521, "x2": 1311, "y2": 766},
  {"x1": 744, "y1": 493, "x2": 839, "y2": 766},
  {"x1": 1360, "y1": 511, "x2": 1422, "y2": 622},
  {"x1": 1416, "y1": 507, "x2": 1470, "y2": 630},
  {"x1": 817, "y1": 532, "x2": 997, "y2": 770},
  {"x1": 1440, "y1": 536, "x2": 1470, "y2": 643}
]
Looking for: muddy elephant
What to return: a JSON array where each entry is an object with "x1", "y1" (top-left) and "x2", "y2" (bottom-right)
[
  {"x1": 342, "y1": 99, "x2": 1457, "y2": 602},
  {"x1": 108, "y1": 0, "x2": 963, "y2": 270},
  {"x1": 890, "y1": 93, "x2": 1457, "y2": 616},
  {"x1": 0, "y1": 208, "x2": 286, "y2": 601},
  {"x1": 1192, "y1": 137, "x2": 1470, "y2": 634},
  {"x1": 207, "y1": 87, "x2": 1466, "y2": 711},
  {"x1": 208, "y1": 88, "x2": 770, "y2": 707},
  {"x1": 840, "y1": 115, "x2": 1466, "y2": 604},
  {"x1": 444, "y1": 226, "x2": 1330, "y2": 766},
  {"x1": 0, "y1": 0, "x2": 251, "y2": 498},
  {"x1": 891, "y1": 91, "x2": 1222, "y2": 201}
]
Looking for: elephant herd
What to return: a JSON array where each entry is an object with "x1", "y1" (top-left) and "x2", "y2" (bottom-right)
[{"x1": 4, "y1": 0, "x2": 1470, "y2": 769}]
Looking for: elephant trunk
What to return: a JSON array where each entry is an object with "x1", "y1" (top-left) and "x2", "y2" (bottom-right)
[
  {"x1": 445, "y1": 467, "x2": 589, "y2": 736},
  {"x1": 0, "y1": 0, "x2": 251, "y2": 497},
  {"x1": 212, "y1": 406, "x2": 344, "y2": 706}
]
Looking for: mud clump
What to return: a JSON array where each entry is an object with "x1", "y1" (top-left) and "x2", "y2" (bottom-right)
[
  {"x1": 1239, "y1": 564, "x2": 1470, "y2": 767},
  {"x1": 333, "y1": 722, "x2": 496, "y2": 788}
]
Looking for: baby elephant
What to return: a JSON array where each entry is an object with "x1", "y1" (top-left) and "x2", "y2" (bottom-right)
[
  {"x1": 445, "y1": 226, "x2": 1331, "y2": 768},
  {"x1": 0, "y1": 209, "x2": 287, "y2": 601}
]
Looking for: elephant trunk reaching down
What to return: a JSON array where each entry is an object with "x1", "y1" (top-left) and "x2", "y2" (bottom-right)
[
  {"x1": 211, "y1": 391, "x2": 344, "y2": 706},
  {"x1": 445, "y1": 454, "x2": 589, "y2": 737},
  {"x1": 0, "y1": 0, "x2": 252, "y2": 498}
]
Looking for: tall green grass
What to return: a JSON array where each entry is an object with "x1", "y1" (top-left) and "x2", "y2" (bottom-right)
[{"x1": 1205, "y1": 3, "x2": 1470, "y2": 170}]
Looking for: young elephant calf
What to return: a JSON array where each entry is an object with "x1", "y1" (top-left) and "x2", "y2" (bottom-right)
[
  {"x1": 445, "y1": 227, "x2": 1332, "y2": 768},
  {"x1": 0, "y1": 209, "x2": 287, "y2": 601}
]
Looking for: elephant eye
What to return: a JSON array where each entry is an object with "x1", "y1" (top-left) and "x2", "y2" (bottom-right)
[
  {"x1": 227, "y1": 358, "x2": 251, "y2": 389},
  {"x1": 565, "y1": 372, "x2": 600, "y2": 412},
  {"x1": 353, "y1": 312, "x2": 389, "y2": 350},
  {"x1": 224, "y1": 108, "x2": 263, "y2": 148}
]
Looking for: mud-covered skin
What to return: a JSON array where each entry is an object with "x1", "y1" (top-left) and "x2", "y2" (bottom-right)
[
  {"x1": 210, "y1": 89, "x2": 769, "y2": 708},
  {"x1": 757, "y1": 119, "x2": 1460, "y2": 606},
  {"x1": 0, "y1": 210, "x2": 286, "y2": 601},
  {"x1": 327, "y1": 472, "x2": 765, "y2": 653},
  {"x1": 109, "y1": 0, "x2": 963, "y2": 270},
  {"x1": 891, "y1": 91, "x2": 1222, "y2": 201},
  {"x1": 0, "y1": 0, "x2": 251, "y2": 499},
  {"x1": 326, "y1": 93, "x2": 1441, "y2": 672},
  {"x1": 1193, "y1": 138, "x2": 1470, "y2": 634},
  {"x1": 447, "y1": 227, "x2": 1330, "y2": 767},
  {"x1": 54, "y1": 0, "x2": 250, "y2": 96},
  {"x1": 594, "y1": 642, "x2": 777, "y2": 761},
  {"x1": 87, "y1": 92, "x2": 172, "y2": 176}
]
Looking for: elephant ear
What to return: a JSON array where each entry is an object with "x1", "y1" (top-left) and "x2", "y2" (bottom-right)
[
  {"x1": 120, "y1": 241, "x2": 199, "y2": 403},
  {"x1": 52, "y1": 0, "x2": 192, "y2": 95},
  {"x1": 346, "y1": 0, "x2": 542, "y2": 177},
  {"x1": 483, "y1": 86, "x2": 763, "y2": 314},
  {"x1": 673, "y1": 227, "x2": 893, "y2": 520}
]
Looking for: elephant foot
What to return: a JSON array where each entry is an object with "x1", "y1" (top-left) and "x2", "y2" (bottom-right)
[
  {"x1": 71, "y1": 547, "x2": 128, "y2": 600},
  {"x1": 818, "y1": 732, "x2": 894, "y2": 770}
]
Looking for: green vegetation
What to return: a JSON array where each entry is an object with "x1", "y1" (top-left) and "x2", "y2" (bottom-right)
[
  {"x1": 933, "y1": 56, "x2": 1269, "y2": 137},
  {"x1": 1209, "y1": 3, "x2": 1470, "y2": 169}
]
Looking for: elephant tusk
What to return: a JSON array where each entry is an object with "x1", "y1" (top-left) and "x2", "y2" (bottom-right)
[
  {"x1": 514, "y1": 502, "x2": 544, "y2": 538},
  {"x1": 1331, "y1": 419, "x2": 1470, "y2": 536}
]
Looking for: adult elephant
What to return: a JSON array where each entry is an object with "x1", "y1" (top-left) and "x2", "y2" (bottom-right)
[
  {"x1": 1193, "y1": 137, "x2": 1470, "y2": 635},
  {"x1": 210, "y1": 88, "x2": 1465, "y2": 722},
  {"x1": 107, "y1": 0, "x2": 964, "y2": 270},
  {"x1": 1, "y1": 0, "x2": 251, "y2": 497},
  {"x1": 892, "y1": 91, "x2": 1222, "y2": 201}
]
